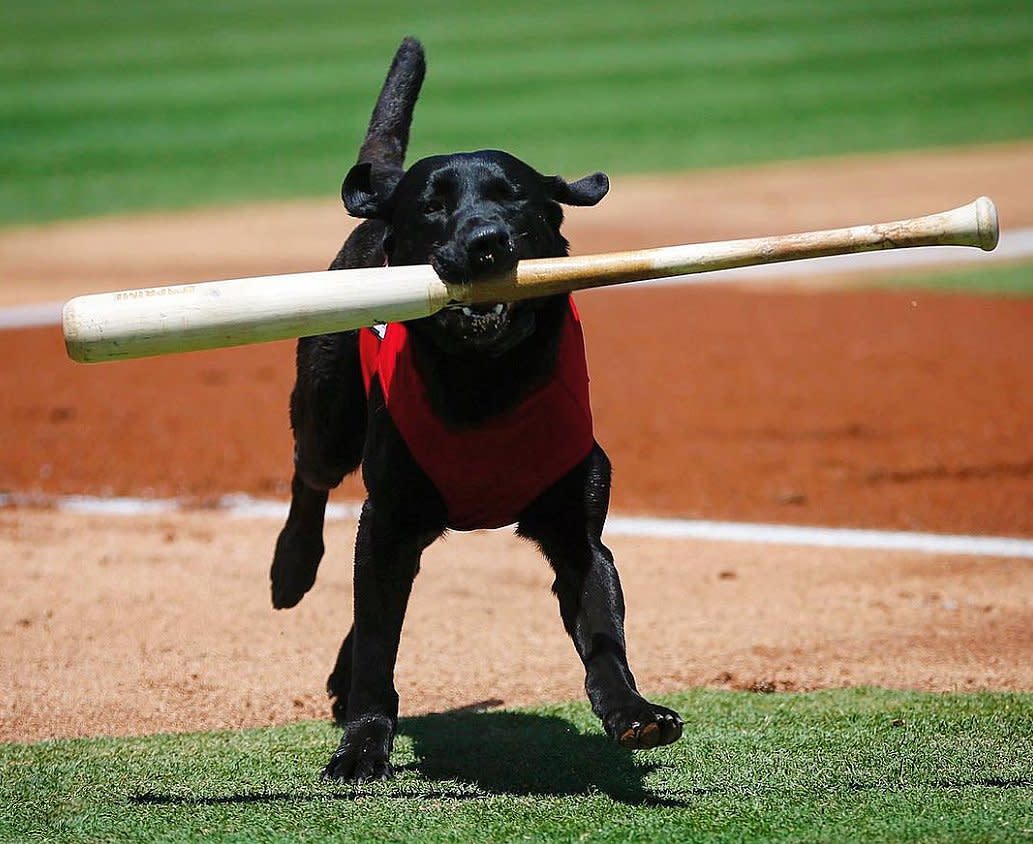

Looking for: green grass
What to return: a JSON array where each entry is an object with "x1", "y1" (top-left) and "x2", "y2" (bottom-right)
[
  {"x1": 2, "y1": 689, "x2": 1031, "y2": 843},
  {"x1": 2, "y1": 0, "x2": 1032, "y2": 225},
  {"x1": 881, "y1": 260, "x2": 1033, "y2": 296}
]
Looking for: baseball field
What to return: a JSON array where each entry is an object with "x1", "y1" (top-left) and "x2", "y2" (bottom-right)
[{"x1": 2, "y1": 1, "x2": 1032, "y2": 841}]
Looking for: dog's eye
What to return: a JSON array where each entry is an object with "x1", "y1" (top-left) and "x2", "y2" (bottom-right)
[
  {"x1": 486, "y1": 180, "x2": 519, "y2": 202},
  {"x1": 421, "y1": 199, "x2": 445, "y2": 215}
]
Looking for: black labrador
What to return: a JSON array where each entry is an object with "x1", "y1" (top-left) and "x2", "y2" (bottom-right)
[{"x1": 271, "y1": 37, "x2": 683, "y2": 782}]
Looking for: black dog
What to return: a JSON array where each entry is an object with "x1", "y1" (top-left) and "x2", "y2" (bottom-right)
[{"x1": 271, "y1": 38, "x2": 683, "y2": 782}]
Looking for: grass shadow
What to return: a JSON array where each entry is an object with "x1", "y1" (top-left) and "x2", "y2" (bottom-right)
[
  {"x1": 121, "y1": 697, "x2": 1033, "y2": 810},
  {"x1": 129, "y1": 788, "x2": 490, "y2": 805},
  {"x1": 398, "y1": 706, "x2": 688, "y2": 807},
  {"x1": 127, "y1": 704, "x2": 687, "y2": 808}
]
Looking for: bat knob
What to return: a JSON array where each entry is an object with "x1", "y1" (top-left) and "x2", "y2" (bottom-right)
[{"x1": 974, "y1": 196, "x2": 999, "y2": 252}]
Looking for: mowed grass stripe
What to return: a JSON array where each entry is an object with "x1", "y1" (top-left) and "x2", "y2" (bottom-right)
[
  {"x1": 6, "y1": 41, "x2": 1031, "y2": 169},
  {"x1": 2, "y1": 0, "x2": 1032, "y2": 223},
  {"x1": 5, "y1": 6, "x2": 1031, "y2": 126},
  {"x1": 6, "y1": 20, "x2": 1033, "y2": 122},
  {"x1": 1, "y1": 86, "x2": 1029, "y2": 220},
  {"x1": 2, "y1": 690, "x2": 1031, "y2": 843},
  {"x1": 6, "y1": 3, "x2": 1031, "y2": 110},
  {"x1": 882, "y1": 261, "x2": 1033, "y2": 296},
  {"x1": 3, "y1": 0, "x2": 1010, "y2": 69},
  {"x1": 6, "y1": 65, "x2": 1029, "y2": 178}
]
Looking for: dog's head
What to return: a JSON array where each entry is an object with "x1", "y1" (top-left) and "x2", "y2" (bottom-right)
[{"x1": 342, "y1": 149, "x2": 608, "y2": 354}]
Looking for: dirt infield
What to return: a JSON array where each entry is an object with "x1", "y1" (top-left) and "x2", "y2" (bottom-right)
[
  {"x1": 4, "y1": 285, "x2": 1033, "y2": 535},
  {"x1": 3, "y1": 509, "x2": 1032, "y2": 744},
  {"x1": 2, "y1": 144, "x2": 1032, "y2": 743}
]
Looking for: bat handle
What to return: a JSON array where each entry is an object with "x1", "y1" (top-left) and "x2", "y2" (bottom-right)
[{"x1": 468, "y1": 196, "x2": 1001, "y2": 303}]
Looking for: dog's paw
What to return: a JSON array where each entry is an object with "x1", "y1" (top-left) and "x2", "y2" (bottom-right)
[
  {"x1": 321, "y1": 714, "x2": 395, "y2": 782},
  {"x1": 270, "y1": 528, "x2": 324, "y2": 609},
  {"x1": 604, "y1": 701, "x2": 683, "y2": 750}
]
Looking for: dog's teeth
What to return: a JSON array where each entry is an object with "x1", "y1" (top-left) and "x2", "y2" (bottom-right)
[
  {"x1": 493, "y1": 304, "x2": 504, "y2": 315},
  {"x1": 461, "y1": 307, "x2": 473, "y2": 317}
]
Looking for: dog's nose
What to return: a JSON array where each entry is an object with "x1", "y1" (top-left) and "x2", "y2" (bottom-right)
[{"x1": 467, "y1": 225, "x2": 512, "y2": 269}]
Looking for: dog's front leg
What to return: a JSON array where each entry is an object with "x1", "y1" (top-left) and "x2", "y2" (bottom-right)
[
  {"x1": 322, "y1": 499, "x2": 425, "y2": 782},
  {"x1": 271, "y1": 472, "x2": 330, "y2": 609},
  {"x1": 519, "y1": 445, "x2": 684, "y2": 750},
  {"x1": 271, "y1": 331, "x2": 367, "y2": 609}
]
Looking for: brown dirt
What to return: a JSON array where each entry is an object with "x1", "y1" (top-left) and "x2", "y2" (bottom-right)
[
  {"x1": 3, "y1": 509, "x2": 1031, "y2": 744},
  {"x1": 2, "y1": 143, "x2": 1032, "y2": 743},
  {"x1": 4, "y1": 285, "x2": 1033, "y2": 535}
]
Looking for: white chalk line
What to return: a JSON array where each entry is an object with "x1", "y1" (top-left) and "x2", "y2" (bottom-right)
[
  {"x1": 2, "y1": 226, "x2": 1032, "y2": 331},
  {"x1": 3, "y1": 492, "x2": 1032, "y2": 560},
  {"x1": 603, "y1": 515, "x2": 1033, "y2": 560},
  {"x1": 0, "y1": 301, "x2": 64, "y2": 329}
]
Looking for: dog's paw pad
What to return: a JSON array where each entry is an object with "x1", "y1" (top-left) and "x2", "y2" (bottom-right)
[{"x1": 608, "y1": 703, "x2": 683, "y2": 750}]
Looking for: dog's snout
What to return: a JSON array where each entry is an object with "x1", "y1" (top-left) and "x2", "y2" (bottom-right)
[{"x1": 467, "y1": 225, "x2": 512, "y2": 268}]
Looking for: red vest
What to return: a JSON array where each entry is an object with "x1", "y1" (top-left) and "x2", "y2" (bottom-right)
[{"x1": 359, "y1": 297, "x2": 594, "y2": 530}]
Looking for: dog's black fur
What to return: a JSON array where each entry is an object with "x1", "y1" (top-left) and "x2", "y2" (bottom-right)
[{"x1": 271, "y1": 38, "x2": 683, "y2": 782}]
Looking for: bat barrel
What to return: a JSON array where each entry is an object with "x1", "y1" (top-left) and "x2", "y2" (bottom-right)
[{"x1": 63, "y1": 265, "x2": 451, "y2": 363}]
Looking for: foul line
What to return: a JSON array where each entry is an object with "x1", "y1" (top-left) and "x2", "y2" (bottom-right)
[
  {"x1": 4, "y1": 493, "x2": 1033, "y2": 560},
  {"x1": 603, "y1": 516, "x2": 1033, "y2": 559},
  {"x1": 2, "y1": 226, "x2": 1032, "y2": 331},
  {"x1": 0, "y1": 301, "x2": 64, "y2": 329}
]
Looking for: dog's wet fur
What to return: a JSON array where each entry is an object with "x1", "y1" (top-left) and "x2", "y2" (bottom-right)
[{"x1": 271, "y1": 38, "x2": 683, "y2": 782}]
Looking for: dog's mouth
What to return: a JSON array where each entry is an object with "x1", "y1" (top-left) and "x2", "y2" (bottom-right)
[
  {"x1": 422, "y1": 247, "x2": 536, "y2": 353},
  {"x1": 440, "y1": 301, "x2": 512, "y2": 334},
  {"x1": 429, "y1": 300, "x2": 534, "y2": 354}
]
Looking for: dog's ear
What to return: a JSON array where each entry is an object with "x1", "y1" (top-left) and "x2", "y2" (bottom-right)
[
  {"x1": 341, "y1": 162, "x2": 400, "y2": 219},
  {"x1": 545, "y1": 171, "x2": 609, "y2": 206}
]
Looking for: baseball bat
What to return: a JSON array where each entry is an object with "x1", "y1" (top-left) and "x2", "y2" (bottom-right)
[{"x1": 63, "y1": 196, "x2": 998, "y2": 363}]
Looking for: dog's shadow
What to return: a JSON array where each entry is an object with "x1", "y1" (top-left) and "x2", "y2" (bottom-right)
[
  {"x1": 396, "y1": 703, "x2": 686, "y2": 806},
  {"x1": 129, "y1": 703, "x2": 688, "y2": 808}
]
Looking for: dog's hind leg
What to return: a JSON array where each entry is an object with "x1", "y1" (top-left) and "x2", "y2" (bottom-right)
[
  {"x1": 326, "y1": 625, "x2": 354, "y2": 726},
  {"x1": 518, "y1": 444, "x2": 684, "y2": 751}
]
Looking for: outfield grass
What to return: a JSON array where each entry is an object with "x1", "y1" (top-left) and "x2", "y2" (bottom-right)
[
  {"x1": 2, "y1": 0, "x2": 1032, "y2": 224},
  {"x1": 882, "y1": 260, "x2": 1033, "y2": 296},
  {"x1": 2, "y1": 689, "x2": 1031, "y2": 843}
]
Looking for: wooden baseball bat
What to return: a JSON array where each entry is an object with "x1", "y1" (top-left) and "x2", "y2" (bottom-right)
[{"x1": 63, "y1": 196, "x2": 998, "y2": 363}]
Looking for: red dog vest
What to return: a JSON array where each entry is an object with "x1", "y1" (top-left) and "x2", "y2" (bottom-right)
[{"x1": 359, "y1": 297, "x2": 594, "y2": 530}]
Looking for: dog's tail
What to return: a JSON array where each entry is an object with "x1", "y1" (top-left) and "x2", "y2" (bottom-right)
[{"x1": 357, "y1": 37, "x2": 426, "y2": 174}]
